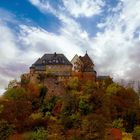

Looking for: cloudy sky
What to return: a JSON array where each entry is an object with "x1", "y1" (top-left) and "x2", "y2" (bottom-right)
[{"x1": 0, "y1": 0, "x2": 140, "y2": 93}]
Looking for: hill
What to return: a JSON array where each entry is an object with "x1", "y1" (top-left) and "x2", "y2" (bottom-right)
[{"x1": 0, "y1": 76, "x2": 140, "y2": 140}]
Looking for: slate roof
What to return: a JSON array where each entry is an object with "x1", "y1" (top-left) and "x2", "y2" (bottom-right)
[
  {"x1": 30, "y1": 53, "x2": 72, "y2": 71},
  {"x1": 97, "y1": 76, "x2": 110, "y2": 80}
]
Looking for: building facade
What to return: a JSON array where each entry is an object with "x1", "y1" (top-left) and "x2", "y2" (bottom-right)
[
  {"x1": 71, "y1": 53, "x2": 97, "y2": 82},
  {"x1": 30, "y1": 53, "x2": 72, "y2": 79}
]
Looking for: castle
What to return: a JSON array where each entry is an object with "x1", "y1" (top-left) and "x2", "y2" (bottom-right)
[{"x1": 28, "y1": 52, "x2": 96, "y2": 82}]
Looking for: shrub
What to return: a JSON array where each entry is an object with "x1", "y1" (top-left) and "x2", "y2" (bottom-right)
[
  {"x1": 24, "y1": 118, "x2": 48, "y2": 131},
  {"x1": 79, "y1": 100, "x2": 92, "y2": 115},
  {"x1": 0, "y1": 120, "x2": 14, "y2": 140},
  {"x1": 30, "y1": 113, "x2": 43, "y2": 120},
  {"x1": 24, "y1": 127, "x2": 48, "y2": 140},
  {"x1": 60, "y1": 115, "x2": 73, "y2": 130},
  {"x1": 132, "y1": 126, "x2": 140, "y2": 140},
  {"x1": 112, "y1": 118, "x2": 125, "y2": 131}
]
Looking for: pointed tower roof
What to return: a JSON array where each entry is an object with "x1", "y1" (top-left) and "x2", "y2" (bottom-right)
[{"x1": 79, "y1": 52, "x2": 94, "y2": 72}]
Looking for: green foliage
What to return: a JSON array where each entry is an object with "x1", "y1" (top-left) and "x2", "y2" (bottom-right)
[
  {"x1": 112, "y1": 118, "x2": 125, "y2": 131},
  {"x1": 67, "y1": 77, "x2": 79, "y2": 90},
  {"x1": 30, "y1": 113, "x2": 43, "y2": 120},
  {"x1": 81, "y1": 114, "x2": 106, "y2": 140},
  {"x1": 0, "y1": 120, "x2": 14, "y2": 140},
  {"x1": 24, "y1": 127, "x2": 48, "y2": 140},
  {"x1": 106, "y1": 83, "x2": 121, "y2": 96},
  {"x1": 132, "y1": 126, "x2": 140, "y2": 140},
  {"x1": 82, "y1": 81, "x2": 97, "y2": 94},
  {"x1": 60, "y1": 115, "x2": 73, "y2": 130},
  {"x1": 4, "y1": 87, "x2": 27, "y2": 100},
  {"x1": 39, "y1": 86, "x2": 48, "y2": 99},
  {"x1": 60, "y1": 113, "x2": 80, "y2": 130},
  {"x1": 61, "y1": 93, "x2": 78, "y2": 116},
  {"x1": 79, "y1": 99, "x2": 92, "y2": 115},
  {"x1": 70, "y1": 113, "x2": 80, "y2": 128},
  {"x1": 40, "y1": 96, "x2": 57, "y2": 117}
]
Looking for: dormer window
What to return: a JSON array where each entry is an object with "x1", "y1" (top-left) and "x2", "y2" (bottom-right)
[
  {"x1": 56, "y1": 60, "x2": 58, "y2": 63},
  {"x1": 42, "y1": 60, "x2": 46, "y2": 64}
]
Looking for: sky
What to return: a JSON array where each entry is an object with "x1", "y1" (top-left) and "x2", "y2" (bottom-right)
[{"x1": 0, "y1": 0, "x2": 140, "y2": 93}]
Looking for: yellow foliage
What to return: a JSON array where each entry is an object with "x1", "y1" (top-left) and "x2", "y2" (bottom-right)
[
  {"x1": 122, "y1": 132, "x2": 132, "y2": 140},
  {"x1": 30, "y1": 113, "x2": 42, "y2": 120}
]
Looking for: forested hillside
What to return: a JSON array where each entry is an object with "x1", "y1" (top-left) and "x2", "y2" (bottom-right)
[{"x1": 0, "y1": 76, "x2": 140, "y2": 140}]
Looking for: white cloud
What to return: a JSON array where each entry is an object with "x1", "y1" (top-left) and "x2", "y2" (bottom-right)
[
  {"x1": 0, "y1": 23, "x2": 21, "y2": 93},
  {"x1": 28, "y1": 0, "x2": 57, "y2": 15},
  {"x1": 93, "y1": 0, "x2": 140, "y2": 81},
  {"x1": 62, "y1": 0, "x2": 105, "y2": 18},
  {"x1": 1, "y1": 0, "x2": 140, "y2": 94},
  {"x1": 19, "y1": 24, "x2": 84, "y2": 59},
  {"x1": 29, "y1": 0, "x2": 105, "y2": 18}
]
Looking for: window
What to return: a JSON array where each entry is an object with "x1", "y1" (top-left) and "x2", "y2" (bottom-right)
[{"x1": 42, "y1": 60, "x2": 46, "y2": 64}]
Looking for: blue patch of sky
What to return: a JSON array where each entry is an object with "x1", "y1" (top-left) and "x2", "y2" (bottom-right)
[
  {"x1": 47, "y1": 0, "x2": 63, "y2": 9},
  {"x1": 76, "y1": 16, "x2": 103, "y2": 37},
  {"x1": 0, "y1": 0, "x2": 62, "y2": 33},
  {"x1": 76, "y1": 0, "x2": 120, "y2": 37},
  {"x1": 133, "y1": 27, "x2": 140, "y2": 39}
]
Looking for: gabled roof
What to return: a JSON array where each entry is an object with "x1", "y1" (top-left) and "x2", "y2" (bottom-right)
[
  {"x1": 79, "y1": 53, "x2": 94, "y2": 66},
  {"x1": 79, "y1": 53, "x2": 94, "y2": 72},
  {"x1": 30, "y1": 53, "x2": 72, "y2": 71}
]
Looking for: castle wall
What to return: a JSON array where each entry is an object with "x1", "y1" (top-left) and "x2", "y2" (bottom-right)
[{"x1": 72, "y1": 72, "x2": 96, "y2": 82}]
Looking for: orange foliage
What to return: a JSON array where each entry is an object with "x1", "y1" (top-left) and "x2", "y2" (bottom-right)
[
  {"x1": 8, "y1": 133, "x2": 24, "y2": 140},
  {"x1": 110, "y1": 128, "x2": 122, "y2": 140},
  {"x1": 26, "y1": 83, "x2": 39, "y2": 96}
]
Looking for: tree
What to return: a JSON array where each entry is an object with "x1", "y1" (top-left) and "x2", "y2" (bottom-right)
[
  {"x1": 0, "y1": 120, "x2": 14, "y2": 140},
  {"x1": 81, "y1": 114, "x2": 106, "y2": 140},
  {"x1": 132, "y1": 126, "x2": 140, "y2": 140},
  {"x1": 82, "y1": 81, "x2": 97, "y2": 95},
  {"x1": 61, "y1": 93, "x2": 78, "y2": 116},
  {"x1": 79, "y1": 99, "x2": 92, "y2": 115},
  {"x1": 7, "y1": 79, "x2": 18, "y2": 89},
  {"x1": 0, "y1": 100, "x2": 32, "y2": 132},
  {"x1": 39, "y1": 85, "x2": 48, "y2": 104},
  {"x1": 106, "y1": 83, "x2": 121, "y2": 96},
  {"x1": 67, "y1": 77, "x2": 79, "y2": 90},
  {"x1": 112, "y1": 118, "x2": 125, "y2": 131},
  {"x1": 3, "y1": 87, "x2": 27, "y2": 100}
]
